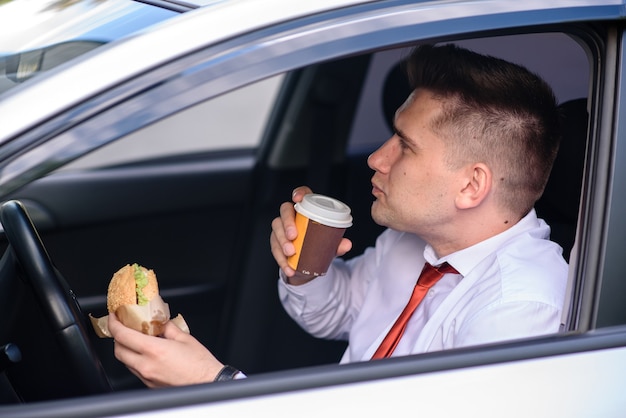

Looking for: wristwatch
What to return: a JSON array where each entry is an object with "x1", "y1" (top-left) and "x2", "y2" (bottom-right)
[{"x1": 214, "y1": 365, "x2": 241, "y2": 382}]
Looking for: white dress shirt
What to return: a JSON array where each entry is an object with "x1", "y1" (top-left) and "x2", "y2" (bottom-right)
[{"x1": 278, "y1": 209, "x2": 568, "y2": 363}]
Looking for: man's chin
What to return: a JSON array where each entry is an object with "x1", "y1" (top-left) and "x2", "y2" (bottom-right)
[{"x1": 370, "y1": 204, "x2": 387, "y2": 227}]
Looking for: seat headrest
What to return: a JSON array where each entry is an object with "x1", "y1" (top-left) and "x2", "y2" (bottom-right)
[{"x1": 539, "y1": 98, "x2": 588, "y2": 223}]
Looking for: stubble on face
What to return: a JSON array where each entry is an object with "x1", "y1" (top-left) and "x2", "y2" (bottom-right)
[{"x1": 368, "y1": 90, "x2": 457, "y2": 237}]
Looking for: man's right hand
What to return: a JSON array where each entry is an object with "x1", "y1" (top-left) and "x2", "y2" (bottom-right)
[{"x1": 269, "y1": 186, "x2": 352, "y2": 284}]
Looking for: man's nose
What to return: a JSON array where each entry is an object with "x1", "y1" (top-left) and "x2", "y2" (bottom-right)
[{"x1": 368, "y1": 137, "x2": 393, "y2": 172}]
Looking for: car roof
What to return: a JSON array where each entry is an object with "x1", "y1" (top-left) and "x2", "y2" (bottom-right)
[{"x1": 0, "y1": 0, "x2": 376, "y2": 144}]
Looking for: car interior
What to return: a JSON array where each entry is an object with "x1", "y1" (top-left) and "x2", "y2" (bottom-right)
[{"x1": 0, "y1": 29, "x2": 591, "y2": 403}]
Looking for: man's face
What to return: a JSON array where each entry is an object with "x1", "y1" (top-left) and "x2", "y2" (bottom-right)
[{"x1": 368, "y1": 89, "x2": 464, "y2": 238}]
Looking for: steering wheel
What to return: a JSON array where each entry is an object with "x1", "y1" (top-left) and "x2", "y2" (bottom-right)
[{"x1": 0, "y1": 200, "x2": 111, "y2": 402}]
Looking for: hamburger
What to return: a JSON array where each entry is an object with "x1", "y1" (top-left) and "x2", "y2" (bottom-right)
[
  {"x1": 107, "y1": 263, "x2": 159, "y2": 315},
  {"x1": 90, "y1": 263, "x2": 189, "y2": 338}
]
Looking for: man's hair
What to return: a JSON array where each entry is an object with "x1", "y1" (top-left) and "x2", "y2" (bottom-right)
[{"x1": 406, "y1": 44, "x2": 561, "y2": 216}]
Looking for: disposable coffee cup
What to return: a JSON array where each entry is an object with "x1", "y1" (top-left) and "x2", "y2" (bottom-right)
[{"x1": 287, "y1": 194, "x2": 353, "y2": 277}]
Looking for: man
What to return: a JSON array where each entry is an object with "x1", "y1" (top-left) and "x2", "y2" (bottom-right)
[
  {"x1": 108, "y1": 44, "x2": 568, "y2": 385},
  {"x1": 271, "y1": 44, "x2": 568, "y2": 362}
]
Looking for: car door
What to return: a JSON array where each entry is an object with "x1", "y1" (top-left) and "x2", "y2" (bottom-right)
[{"x1": 0, "y1": 75, "x2": 285, "y2": 388}]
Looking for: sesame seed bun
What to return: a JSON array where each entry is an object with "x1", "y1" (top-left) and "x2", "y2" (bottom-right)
[{"x1": 106, "y1": 264, "x2": 159, "y2": 313}]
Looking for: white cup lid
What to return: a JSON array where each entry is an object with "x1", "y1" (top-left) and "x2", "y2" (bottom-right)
[{"x1": 294, "y1": 194, "x2": 353, "y2": 228}]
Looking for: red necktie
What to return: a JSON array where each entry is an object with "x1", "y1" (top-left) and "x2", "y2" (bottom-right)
[{"x1": 371, "y1": 262, "x2": 458, "y2": 359}]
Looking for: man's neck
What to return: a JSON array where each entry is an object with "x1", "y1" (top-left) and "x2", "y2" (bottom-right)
[{"x1": 427, "y1": 210, "x2": 521, "y2": 258}]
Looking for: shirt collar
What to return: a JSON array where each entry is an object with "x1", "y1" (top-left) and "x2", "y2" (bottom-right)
[{"x1": 423, "y1": 209, "x2": 549, "y2": 277}]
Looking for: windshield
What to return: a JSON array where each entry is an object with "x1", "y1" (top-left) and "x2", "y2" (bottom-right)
[{"x1": 0, "y1": 0, "x2": 181, "y2": 95}]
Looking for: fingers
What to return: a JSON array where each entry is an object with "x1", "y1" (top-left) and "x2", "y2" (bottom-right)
[
  {"x1": 109, "y1": 312, "x2": 144, "y2": 362},
  {"x1": 109, "y1": 313, "x2": 165, "y2": 381},
  {"x1": 336, "y1": 237, "x2": 353, "y2": 257},
  {"x1": 107, "y1": 311, "x2": 129, "y2": 342},
  {"x1": 161, "y1": 320, "x2": 186, "y2": 340},
  {"x1": 108, "y1": 313, "x2": 158, "y2": 385},
  {"x1": 109, "y1": 314, "x2": 221, "y2": 387},
  {"x1": 279, "y1": 202, "x2": 298, "y2": 242},
  {"x1": 109, "y1": 312, "x2": 144, "y2": 348},
  {"x1": 284, "y1": 186, "x2": 313, "y2": 241},
  {"x1": 270, "y1": 214, "x2": 295, "y2": 277},
  {"x1": 126, "y1": 365, "x2": 156, "y2": 388},
  {"x1": 291, "y1": 186, "x2": 313, "y2": 202},
  {"x1": 270, "y1": 186, "x2": 313, "y2": 277}
]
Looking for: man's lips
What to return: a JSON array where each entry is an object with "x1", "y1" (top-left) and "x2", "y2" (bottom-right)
[{"x1": 371, "y1": 181, "x2": 383, "y2": 197}]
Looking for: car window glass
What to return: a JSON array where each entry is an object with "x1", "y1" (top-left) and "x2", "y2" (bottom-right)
[
  {"x1": 0, "y1": 0, "x2": 179, "y2": 97},
  {"x1": 59, "y1": 74, "x2": 284, "y2": 171}
]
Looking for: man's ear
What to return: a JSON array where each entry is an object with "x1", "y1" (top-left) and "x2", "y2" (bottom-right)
[{"x1": 455, "y1": 163, "x2": 492, "y2": 209}]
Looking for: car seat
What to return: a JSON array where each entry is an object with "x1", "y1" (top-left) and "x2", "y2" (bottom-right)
[{"x1": 535, "y1": 97, "x2": 587, "y2": 261}]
